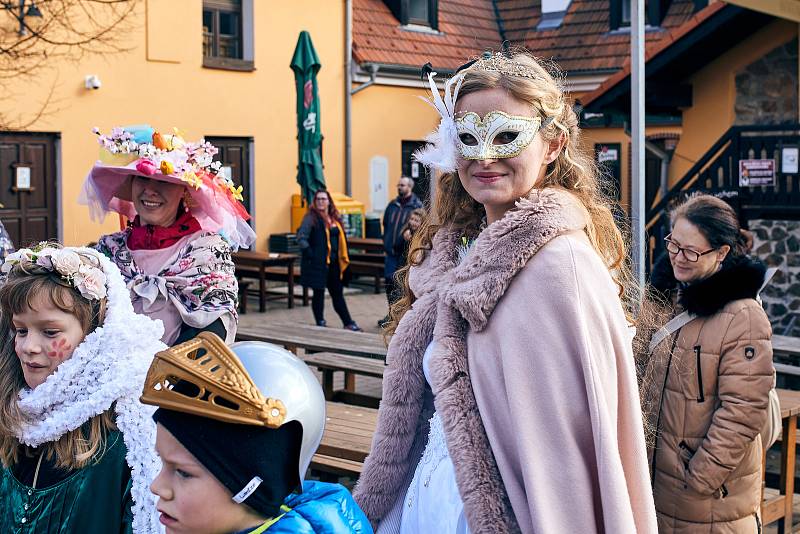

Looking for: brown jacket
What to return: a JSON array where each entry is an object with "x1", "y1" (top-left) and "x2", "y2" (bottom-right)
[{"x1": 636, "y1": 256, "x2": 774, "y2": 533}]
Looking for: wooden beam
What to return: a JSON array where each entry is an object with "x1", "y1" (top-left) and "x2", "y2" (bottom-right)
[
  {"x1": 644, "y1": 83, "x2": 693, "y2": 108},
  {"x1": 724, "y1": 0, "x2": 800, "y2": 22}
]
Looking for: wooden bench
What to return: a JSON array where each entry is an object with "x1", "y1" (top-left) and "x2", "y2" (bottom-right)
[
  {"x1": 310, "y1": 454, "x2": 363, "y2": 480},
  {"x1": 236, "y1": 264, "x2": 309, "y2": 307},
  {"x1": 348, "y1": 260, "x2": 383, "y2": 294},
  {"x1": 311, "y1": 401, "x2": 378, "y2": 481},
  {"x1": 303, "y1": 352, "x2": 385, "y2": 408},
  {"x1": 237, "y1": 280, "x2": 252, "y2": 314}
]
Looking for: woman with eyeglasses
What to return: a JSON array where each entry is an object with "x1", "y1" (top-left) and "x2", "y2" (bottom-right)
[{"x1": 635, "y1": 193, "x2": 774, "y2": 533}]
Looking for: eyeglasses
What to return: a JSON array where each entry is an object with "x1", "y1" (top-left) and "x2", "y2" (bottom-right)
[{"x1": 664, "y1": 234, "x2": 716, "y2": 262}]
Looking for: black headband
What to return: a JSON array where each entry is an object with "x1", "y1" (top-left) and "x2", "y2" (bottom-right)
[{"x1": 154, "y1": 408, "x2": 302, "y2": 518}]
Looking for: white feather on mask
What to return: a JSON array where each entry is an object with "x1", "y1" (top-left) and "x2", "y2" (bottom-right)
[{"x1": 413, "y1": 70, "x2": 465, "y2": 174}]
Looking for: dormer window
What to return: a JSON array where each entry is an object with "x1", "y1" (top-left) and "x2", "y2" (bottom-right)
[
  {"x1": 384, "y1": 0, "x2": 439, "y2": 30},
  {"x1": 610, "y1": 0, "x2": 671, "y2": 31},
  {"x1": 408, "y1": 0, "x2": 431, "y2": 25}
]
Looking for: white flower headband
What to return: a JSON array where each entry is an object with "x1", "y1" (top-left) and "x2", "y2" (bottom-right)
[{"x1": 1, "y1": 246, "x2": 108, "y2": 301}]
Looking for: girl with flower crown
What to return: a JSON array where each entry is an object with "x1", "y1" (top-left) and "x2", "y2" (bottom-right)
[
  {"x1": 353, "y1": 52, "x2": 656, "y2": 534},
  {"x1": 81, "y1": 125, "x2": 256, "y2": 346},
  {"x1": 0, "y1": 244, "x2": 165, "y2": 533}
]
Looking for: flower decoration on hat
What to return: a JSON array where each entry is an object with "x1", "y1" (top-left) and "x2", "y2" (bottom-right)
[
  {"x1": 1, "y1": 244, "x2": 108, "y2": 301},
  {"x1": 80, "y1": 125, "x2": 257, "y2": 249}
]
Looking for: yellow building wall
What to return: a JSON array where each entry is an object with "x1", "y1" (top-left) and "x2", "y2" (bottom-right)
[
  {"x1": 671, "y1": 19, "x2": 798, "y2": 183},
  {"x1": 350, "y1": 83, "x2": 438, "y2": 211},
  {"x1": 0, "y1": 0, "x2": 346, "y2": 251}
]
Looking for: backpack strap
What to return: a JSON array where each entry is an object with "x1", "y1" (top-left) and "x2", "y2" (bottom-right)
[{"x1": 649, "y1": 311, "x2": 696, "y2": 355}]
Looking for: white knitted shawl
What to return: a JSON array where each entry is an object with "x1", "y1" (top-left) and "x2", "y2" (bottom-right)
[{"x1": 14, "y1": 248, "x2": 166, "y2": 534}]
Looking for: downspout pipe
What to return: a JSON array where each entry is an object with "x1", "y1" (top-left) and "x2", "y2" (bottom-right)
[
  {"x1": 345, "y1": 0, "x2": 353, "y2": 196},
  {"x1": 351, "y1": 64, "x2": 379, "y2": 95}
]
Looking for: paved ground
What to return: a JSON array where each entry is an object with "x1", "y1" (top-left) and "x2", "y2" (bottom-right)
[{"x1": 239, "y1": 282, "x2": 390, "y2": 334}]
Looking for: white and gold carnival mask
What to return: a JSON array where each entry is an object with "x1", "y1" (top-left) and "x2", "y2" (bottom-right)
[{"x1": 455, "y1": 110, "x2": 543, "y2": 160}]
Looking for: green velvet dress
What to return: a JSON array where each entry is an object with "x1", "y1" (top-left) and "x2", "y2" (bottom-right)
[{"x1": 0, "y1": 431, "x2": 133, "y2": 534}]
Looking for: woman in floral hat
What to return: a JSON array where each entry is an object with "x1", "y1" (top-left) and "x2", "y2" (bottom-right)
[{"x1": 81, "y1": 125, "x2": 256, "y2": 346}]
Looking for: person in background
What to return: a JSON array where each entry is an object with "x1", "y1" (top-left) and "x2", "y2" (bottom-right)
[
  {"x1": 382, "y1": 177, "x2": 422, "y2": 305},
  {"x1": 297, "y1": 189, "x2": 362, "y2": 331},
  {"x1": 636, "y1": 193, "x2": 774, "y2": 532},
  {"x1": 81, "y1": 125, "x2": 255, "y2": 346},
  {"x1": 392, "y1": 208, "x2": 425, "y2": 272}
]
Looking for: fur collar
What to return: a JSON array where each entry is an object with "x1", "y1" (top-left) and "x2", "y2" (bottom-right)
[
  {"x1": 442, "y1": 187, "x2": 589, "y2": 331},
  {"x1": 652, "y1": 254, "x2": 767, "y2": 317}
]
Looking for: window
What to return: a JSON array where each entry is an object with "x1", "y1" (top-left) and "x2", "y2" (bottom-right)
[
  {"x1": 384, "y1": 0, "x2": 439, "y2": 30},
  {"x1": 203, "y1": 1, "x2": 241, "y2": 59},
  {"x1": 621, "y1": 0, "x2": 631, "y2": 26},
  {"x1": 203, "y1": 0, "x2": 253, "y2": 70},
  {"x1": 610, "y1": 0, "x2": 671, "y2": 31},
  {"x1": 408, "y1": 0, "x2": 430, "y2": 25}
]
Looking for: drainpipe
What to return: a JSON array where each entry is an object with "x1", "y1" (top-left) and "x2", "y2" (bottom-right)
[
  {"x1": 351, "y1": 64, "x2": 379, "y2": 95},
  {"x1": 344, "y1": 0, "x2": 378, "y2": 198},
  {"x1": 345, "y1": 0, "x2": 353, "y2": 196}
]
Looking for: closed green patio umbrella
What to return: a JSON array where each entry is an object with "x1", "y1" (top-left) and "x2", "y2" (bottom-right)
[{"x1": 290, "y1": 31, "x2": 326, "y2": 204}]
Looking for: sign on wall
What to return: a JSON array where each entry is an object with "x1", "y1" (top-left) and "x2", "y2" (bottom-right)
[
  {"x1": 782, "y1": 146, "x2": 799, "y2": 174},
  {"x1": 739, "y1": 159, "x2": 776, "y2": 187}
]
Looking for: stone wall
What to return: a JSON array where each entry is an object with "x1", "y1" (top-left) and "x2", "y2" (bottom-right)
[
  {"x1": 735, "y1": 39, "x2": 798, "y2": 125},
  {"x1": 750, "y1": 219, "x2": 800, "y2": 336}
]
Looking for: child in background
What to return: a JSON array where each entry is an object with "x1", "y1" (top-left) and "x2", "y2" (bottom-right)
[
  {"x1": 393, "y1": 208, "x2": 425, "y2": 270},
  {"x1": 0, "y1": 244, "x2": 165, "y2": 533},
  {"x1": 141, "y1": 332, "x2": 372, "y2": 534}
]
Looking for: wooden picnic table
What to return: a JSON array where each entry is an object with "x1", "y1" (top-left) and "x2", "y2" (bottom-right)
[
  {"x1": 774, "y1": 335, "x2": 800, "y2": 358},
  {"x1": 763, "y1": 388, "x2": 800, "y2": 533},
  {"x1": 318, "y1": 401, "x2": 377, "y2": 463},
  {"x1": 233, "y1": 251, "x2": 298, "y2": 312},
  {"x1": 348, "y1": 237, "x2": 384, "y2": 253},
  {"x1": 236, "y1": 321, "x2": 388, "y2": 360},
  {"x1": 303, "y1": 352, "x2": 385, "y2": 408},
  {"x1": 771, "y1": 335, "x2": 800, "y2": 381}
]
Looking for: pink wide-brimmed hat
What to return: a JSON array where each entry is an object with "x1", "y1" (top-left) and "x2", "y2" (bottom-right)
[{"x1": 79, "y1": 125, "x2": 256, "y2": 249}]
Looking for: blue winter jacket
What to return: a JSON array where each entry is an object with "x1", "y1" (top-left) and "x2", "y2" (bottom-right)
[{"x1": 260, "y1": 481, "x2": 373, "y2": 533}]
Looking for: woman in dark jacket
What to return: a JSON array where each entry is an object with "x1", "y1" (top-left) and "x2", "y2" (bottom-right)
[{"x1": 297, "y1": 189, "x2": 361, "y2": 330}]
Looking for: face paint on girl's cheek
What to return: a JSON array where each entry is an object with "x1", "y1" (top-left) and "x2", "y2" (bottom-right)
[{"x1": 46, "y1": 337, "x2": 71, "y2": 359}]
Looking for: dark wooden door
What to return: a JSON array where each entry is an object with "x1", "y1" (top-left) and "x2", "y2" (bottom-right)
[
  {"x1": 401, "y1": 140, "x2": 431, "y2": 203},
  {"x1": 205, "y1": 136, "x2": 252, "y2": 216},
  {"x1": 595, "y1": 143, "x2": 622, "y2": 200},
  {"x1": 0, "y1": 133, "x2": 58, "y2": 249}
]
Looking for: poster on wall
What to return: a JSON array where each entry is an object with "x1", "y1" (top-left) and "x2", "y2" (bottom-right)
[
  {"x1": 738, "y1": 159, "x2": 775, "y2": 187},
  {"x1": 782, "y1": 147, "x2": 799, "y2": 174},
  {"x1": 597, "y1": 146, "x2": 619, "y2": 163}
]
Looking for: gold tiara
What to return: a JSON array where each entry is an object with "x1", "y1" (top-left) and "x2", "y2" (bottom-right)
[
  {"x1": 140, "y1": 332, "x2": 286, "y2": 428},
  {"x1": 469, "y1": 54, "x2": 539, "y2": 79}
]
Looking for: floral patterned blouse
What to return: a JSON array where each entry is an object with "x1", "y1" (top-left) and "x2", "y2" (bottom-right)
[{"x1": 97, "y1": 230, "x2": 238, "y2": 345}]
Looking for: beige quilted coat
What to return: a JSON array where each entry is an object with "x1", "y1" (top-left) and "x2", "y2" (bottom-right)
[{"x1": 637, "y1": 256, "x2": 774, "y2": 533}]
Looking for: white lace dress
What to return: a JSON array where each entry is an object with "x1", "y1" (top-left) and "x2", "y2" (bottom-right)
[{"x1": 399, "y1": 341, "x2": 471, "y2": 534}]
